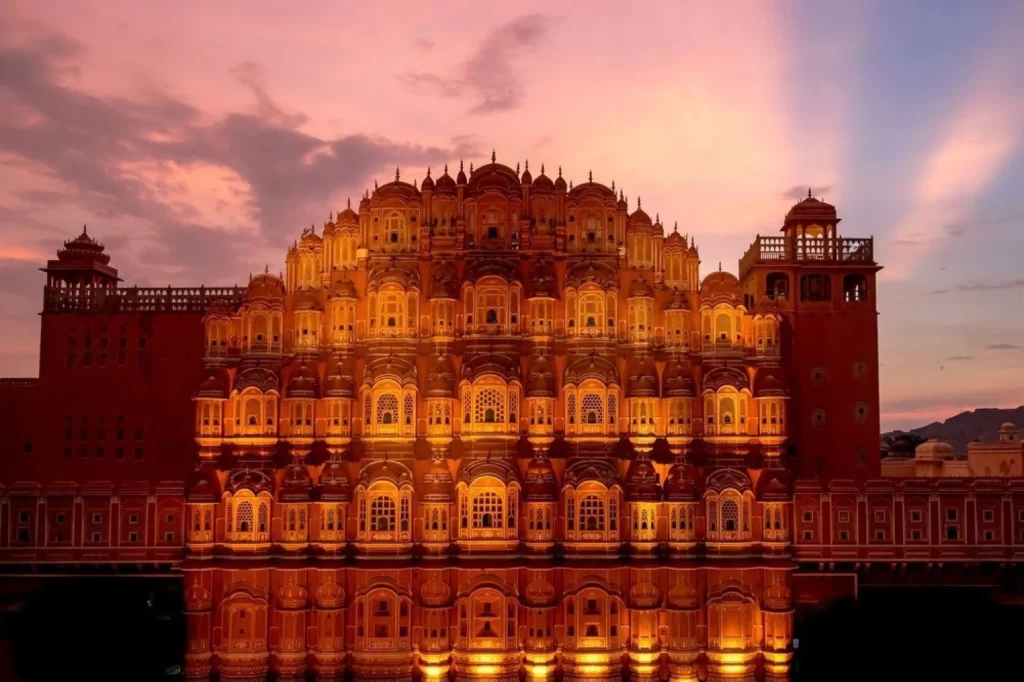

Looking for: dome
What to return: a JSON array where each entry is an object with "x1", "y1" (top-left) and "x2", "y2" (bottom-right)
[
  {"x1": 293, "y1": 289, "x2": 323, "y2": 311},
  {"x1": 625, "y1": 456, "x2": 661, "y2": 501},
  {"x1": 226, "y1": 468, "x2": 274, "y2": 495},
  {"x1": 700, "y1": 271, "x2": 742, "y2": 304},
  {"x1": 185, "y1": 466, "x2": 221, "y2": 502},
  {"x1": 329, "y1": 278, "x2": 357, "y2": 299},
  {"x1": 196, "y1": 373, "x2": 227, "y2": 399},
  {"x1": 629, "y1": 202, "x2": 652, "y2": 228},
  {"x1": 524, "y1": 455, "x2": 558, "y2": 501},
  {"x1": 702, "y1": 366, "x2": 749, "y2": 393},
  {"x1": 628, "y1": 278, "x2": 654, "y2": 298},
  {"x1": 420, "y1": 576, "x2": 452, "y2": 606},
  {"x1": 358, "y1": 459, "x2": 414, "y2": 488},
  {"x1": 363, "y1": 354, "x2": 417, "y2": 386},
  {"x1": 999, "y1": 422, "x2": 1017, "y2": 441},
  {"x1": 565, "y1": 353, "x2": 619, "y2": 387},
  {"x1": 915, "y1": 439, "x2": 954, "y2": 461},
  {"x1": 234, "y1": 366, "x2": 280, "y2": 393},
  {"x1": 617, "y1": 190, "x2": 628, "y2": 211},
  {"x1": 420, "y1": 167, "x2": 435, "y2": 190},
  {"x1": 461, "y1": 353, "x2": 519, "y2": 383},
  {"x1": 520, "y1": 162, "x2": 533, "y2": 185},
  {"x1": 435, "y1": 164, "x2": 456, "y2": 193},
  {"x1": 456, "y1": 160, "x2": 468, "y2": 185},
  {"x1": 243, "y1": 272, "x2": 285, "y2": 303},
  {"x1": 317, "y1": 456, "x2": 352, "y2": 501},
  {"x1": 627, "y1": 356, "x2": 658, "y2": 398},
  {"x1": 429, "y1": 260, "x2": 458, "y2": 299},
  {"x1": 755, "y1": 469, "x2": 790, "y2": 502},
  {"x1": 419, "y1": 455, "x2": 454, "y2": 502},
  {"x1": 324, "y1": 360, "x2": 355, "y2": 398},
  {"x1": 665, "y1": 289, "x2": 690, "y2": 310},
  {"x1": 566, "y1": 259, "x2": 617, "y2": 290},
  {"x1": 553, "y1": 167, "x2": 567, "y2": 191},
  {"x1": 630, "y1": 582, "x2": 660, "y2": 609},
  {"x1": 359, "y1": 192, "x2": 371, "y2": 211},
  {"x1": 287, "y1": 364, "x2": 318, "y2": 398},
  {"x1": 665, "y1": 227, "x2": 687, "y2": 248},
  {"x1": 563, "y1": 458, "x2": 620, "y2": 489},
  {"x1": 665, "y1": 462, "x2": 698, "y2": 501},
  {"x1": 527, "y1": 259, "x2": 556, "y2": 299},
  {"x1": 336, "y1": 199, "x2": 358, "y2": 225},
  {"x1": 663, "y1": 361, "x2": 695, "y2": 397},
  {"x1": 465, "y1": 157, "x2": 520, "y2": 195},
  {"x1": 526, "y1": 354, "x2": 556, "y2": 397},
  {"x1": 754, "y1": 370, "x2": 787, "y2": 398},
  {"x1": 784, "y1": 191, "x2": 838, "y2": 226},
  {"x1": 532, "y1": 165, "x2": 554, "y2": 192},
  {"x1": 279, "y1": 463, "x2": 313, "y2": 501},
  {"x1": 426, "y1": 354, "x2": 457, "y2": 398}
]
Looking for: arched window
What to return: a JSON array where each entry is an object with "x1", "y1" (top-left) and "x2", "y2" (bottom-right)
[
  {"x1": 579, "y1": 495, "x2": 605, "y2": 531},
  {"x1": 722, "y1": 500, "x2": 739, "y2": 532},
  {"x1": 370, "y1": 496, "x2": 396, "y2": 531}
]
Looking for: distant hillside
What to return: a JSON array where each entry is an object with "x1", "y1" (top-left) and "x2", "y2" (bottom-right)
[{"x1": 882, "y1": 406, "x2": 1024, "y2": 457}]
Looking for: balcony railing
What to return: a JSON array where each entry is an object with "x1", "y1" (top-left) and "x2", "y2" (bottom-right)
[
  {"x1": 739, "y1": 235, "x2": 874, "y2": 278},
  {"x1": 44, "y1": 285, "x2": 245, "y2": 313}
]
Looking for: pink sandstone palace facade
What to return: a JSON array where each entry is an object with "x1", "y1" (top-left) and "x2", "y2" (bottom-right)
[{"x1": 1, "y1": 155, "x2": 1022, "y2": 681}]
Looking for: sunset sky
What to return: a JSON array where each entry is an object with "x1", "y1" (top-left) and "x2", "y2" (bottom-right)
[{"x1": 1, "y1": 0, "x2": 1022, "y2": 430}]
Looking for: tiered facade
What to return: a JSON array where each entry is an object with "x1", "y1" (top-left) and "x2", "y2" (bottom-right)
[{"x1": 2, "y1": 156, "x2": 1023, "y2": 681}]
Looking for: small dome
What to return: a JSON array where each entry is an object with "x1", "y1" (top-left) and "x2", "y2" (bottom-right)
[
  {"x1": 435, "y1": 164, "x2": 456, "y2": 193},
  {"x1": 526, "y1": 354, "x2": 556, "y2": 397},
  {"x1": 293, "y1": 289, "x2": 323, "y2": 311},
  {"x1": 279, "y1": 463, "x2": 313, "y2": 501},
  {"x1": 527, "y1": 259, "x2": 556, "y2": 299},
  {"x1": 420, "y1": 455, "x2": 454, "y2": 502},
  {"x1": 665, "y1": 462, "x2": 698, "y2": 501},
  {"x1": 553, "y1": 169, "x2": 567, "y2": 191},
  {"x1": 287, "y1": 364, "x2": 318, "y2": 398},
  {"x1": 915, "y1": 439, "x2": 954, "y2": 461},
  {"x1": 700, "y1": 271, "x2": 742, "y2": 303},
  {"x1": 359, "y1": 193, "x2": 371, "y2": 210},
  {"x1": 625, "y1": 456, "x2": 661, "y2": 501},
  {"x1": 784, "y1": 192, "x2": 838, "y2": 225},
  {"x1": 663, "y1": 361, "x2": 695, "y2": 397},
  {"x1": 317, "y1": 457, "x2": 352, "y2": 501},
  {"x1": 329, "y1": 278, "x2": 357, "y2": 299},
  {"x1": 627, "y1": 356, "x2": 658, "y2": 398},
  {"x1": 755, "y1": 370, "x2": 787, "y2": 398},
  {"x1": 629, "y1": 205, "x2": 652, "y2": 228},
  {"x1": 524, "y1": 455, "x2": 558, "y2": 501},
  {"x1": 456, "y1": 161, "x2": 468, "y2": 185},
  {"x1": 520, "y1": 163, "x2": 533, "y2": 185},
  {"x1": 426, "y1": 354, "x2": 457, "y2": 398},
  {"x1": 665, "y1": 289, "x2": 690, "y2": 310},
  {"x1": 420, "y1": 168, "x2": 435, "y2": 190},
  {"x1": 185, "y1": 467, "x2": 221, "y2": 502},
  {"x1": 226, "y1": 468, "x2": 274, "y2": 494},
  {"x1": 324, "y1": 360, "x2": 355, "y2": 398},
  {"x1": 336, "y1": 201, "x2": 358, "y2": 225},
  {"x1": 532, "y1": 166, "x2": 554, "y2": 192},
  {"x1": 196, "y1": 374, "x2": 227, "y2": 399},
  {"x1": 628, "y1": 278, "x2": 654, "y2": 298},
  {"x1": 243, "y1": 273, "x2": 285, "y2": 302}
]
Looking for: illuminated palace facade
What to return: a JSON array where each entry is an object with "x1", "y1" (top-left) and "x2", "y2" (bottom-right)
[{"x1": 3, "y1": 156, "x2": 1024, "y2": 682}]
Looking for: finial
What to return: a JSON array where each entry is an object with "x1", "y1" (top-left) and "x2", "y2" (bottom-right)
[
  {"x1": 691, "y1": 235, "x2": 695, "y2": 248},
  {"x1": 491, "y1": 149, "x2": 496, "y2": 163},
  {"x1": 656, "y1": 213, "x2": 660, "y2": 224},
  {"x1": 347, "y1": 197, "x2": 351, "y2": 209},
  {"x1": 374, "y1": 179, "x2": 378, "y2": 190},
  {"x1": 619, "y1": 189, "x2": 624, "y2": 201},
  {"x1": 611, "y1": 180, "x2": 616, "y2": 192},
  {"x1": 395, "y1": 166, "x2": 400, "y2": 182},
  {"x1": 516, "y1": 161, "x2": 520, "y2": 174},
  {"x1": 83, "y1": 224, "x2": 88, "y2": 234},
  {"x1": 541, "y1": 163, "x2": 545, "y2": 174},
  {"x1": 329, "y1": 211, "x2": 333, "y2": 221},
  {"x1": 808, "y1": 187, "x2": 812, "y2": 198},
  {"x1": 569, "y1": 179, "x2": 573, "y2": 190},
  {"x1": 525, "y1": 159, "x2": 529, "y2": 171},
  {"x1": 469, "y1": 162, "x2": 474, "y2": 173},
  {"x1": 459, "y1": 159, "x2": 464, "y2": 171},
  {"x1": 413, "y1": 178, "x2": 417, "y2": 189},
  {"x1": 674, "y1": 221, "x2": 678, "y2": 233},
  {"x1": 426, "y1": 166, "x2": 431, "y2": 179},
  {"x1": 265, "y1": 264, "x2": 269, "y2": 274},
  {"x1": 444, "y1": 162, "x2": 448, "y2": 174},
  {"x1": 638, "y1": 196, "x2": 642, "y2": 209},
  {"x1": 558, "y1": 166, "x2": 562, "y2": 178},
  {"x1": 589, "y1": 170, "x2": 593, "y2": 183},
  {"x1": 718, "y1": 262, "x2": 722, "y2": 272}
]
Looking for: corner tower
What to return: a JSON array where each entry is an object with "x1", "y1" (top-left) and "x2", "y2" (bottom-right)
[{"x1": 738, "y1": 192, "x2": 881, "y2": 481}]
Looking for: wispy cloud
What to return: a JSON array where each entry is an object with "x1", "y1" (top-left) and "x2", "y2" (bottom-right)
[
  {"x1": 946, "y1": 355, "x2": 975, "y2": 361},
  {"x1": 780, "y1": 184, "x2": 834, "y2": 202},
  {"x1": 956, "y1": 278, "x2": 1024, "y2": 292},
  {"x1": 986, "y1": 343, "x2": 1023, "y2": 350},
  {"x1": 400, "y1": 14, "x2": 557, "y2": 114}
]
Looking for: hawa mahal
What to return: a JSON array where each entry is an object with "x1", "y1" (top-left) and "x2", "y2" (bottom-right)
[{"x1": 2, "y1": 154, "x2": 1023, "y2": 681}]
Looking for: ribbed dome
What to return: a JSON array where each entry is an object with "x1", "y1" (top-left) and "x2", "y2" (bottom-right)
[
  {"x1": 426, "y1": 354, "x2": 457, "y2": 398},
  {"x1": 279, "y1": 463, "x2": 313, "y2": 501},
  {"x1": 526, "y1": 354, "x2": 556, "y2": 397},
  {"x1": 287, "y1": 364, "x2": 318, "y2": 398},
  {"x1": 196, "y1": 373, "x2": 227, "y2": 399},
  {"x1": 317, "y1": 457, "x2": 352, "y2": 501},
  {"x1": 784, "y1": 192, "x2": 838, "y2": 225},
  {"x1": 553, "y1": 168, "x2": 567, "y2": 191},
  {"x1": 916, "y1": 439, "x2": 955, "y2": 461},
  {"x1": 665, "y1": 462, "x2": 697, "y2": 501},
  {"x1": 329, "y1": 278, "x2": 357, "y2": 299},
  {"x1": 524, "y1": 455, "x2": 558, "y2": 501},
  {"x1": 435, "y1": 164, "x2": 456, "y2": 193},
  {"x1": 532, "y1": 165, "x2": 554, "y2": 192},
  {"x1": 663, "y1": 360, "x2": 695, "y2": 397},
  {"x1": 625, "y1": 456, "x2": 661, "y2": 501},
  {"x1": 420, "y1": 167, "x2": 435, "y2": 190},
  {"x1": 628, "y1": 278, "x2": 654, "y2": 298},
  {"x1": 627, "y1": 356, "x2": 658, "y2": 398},
  {"x1": 324, "y1": 360, "x2": 355, "y2": 398},
  {"x1": 419, "y1": 455, "x2": 454, "y2": 502}
]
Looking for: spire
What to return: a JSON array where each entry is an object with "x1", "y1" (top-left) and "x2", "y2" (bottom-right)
[
  {"x1": 638, "y1": 196, "x2": 642, "y2": 209},
  {"x1": 525, "y1": 159, "x2": 529, "y2": 171},
  {"x1": 808, "y1": 187, "x2": 812, "y2": 198},
  {"x1": 516, "y1": 161, "x2": 520, "y2": 174},
  {"x1": 265, "y1": 264, "x2": 269, "y2": 274},
  {"x1": 374, "y1": 179, "x2": 378, "y2": 190},
  {"x1": 674, "y1": 221, "x2": 678, "y2": 233},
  {"x1": 329, "y1": 211, "x2": 333, "y2": 221},
  {"x1": 718, "y1": 262, "x2": 722, "y2": 272},
  {"x1": 413, "y1": 178, "x2": 417, "y2": 189},
  {"x1": 83, "y1": 224, "x2": 88, "y2": 234},
  {"x1": 426, "y1": 166, "x2": 431, "y2": 178},
  {"x1": 558, "y1": 166, "x2": 562, "y2": 178},
  {"x1": 469, "y1": 162, "x2": 474, "y2": 173},
  {"x1": 589, "y1": 170, "x2": 593, "y2": 183},
  {"x1": 491, "y1": 149, "x2": 496, "y2": 163},
  {"x1": 347, "y1": 197, "x2": 351, "y2": 209},
  {"x1": 656, "y1": 213, "x2": 660, "y2": 224},
  {"x1": 619, "y1": 189, "x2": 624, "y2": 201},
  {"x1": 541, "y1": 163, "x2": 545, "y2": 174},
  {"x1": 611, "y1": 180, "x2": 616, "y2": 193},
  {"x1": 569, "y1": 179, "x2": 573, "y2": 190},
  {"x1": 395, "y1": 166, "x2": 400, "y2": 182},
  {"x1": 459, "y1": 159, "x2": 463, "y2": 171},
  {"x1": 444, "y1": 162, "x2": 448, "y2": 174}
]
